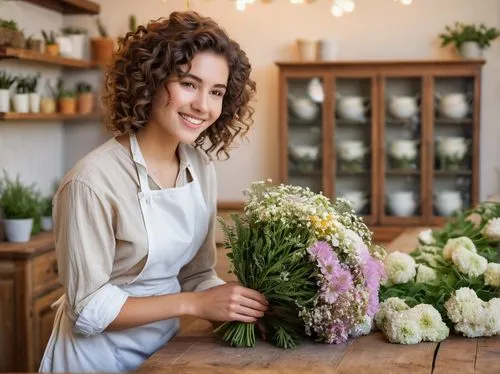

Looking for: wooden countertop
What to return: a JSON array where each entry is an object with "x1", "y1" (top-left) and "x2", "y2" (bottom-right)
[
  {"x1": 0, "y1": 231, "x2": 54, "y2": 259},
  {"x1": 139, "y1": 227, "x2": 500, "y2": 373}
]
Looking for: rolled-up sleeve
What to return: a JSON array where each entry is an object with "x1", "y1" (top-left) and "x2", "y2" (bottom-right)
[
  {"x1": 54, "y1": 180, "x2": 129, "y2": 337},
  {"x1": 178, "y1": 162, "x2": 225, "y2": 292}
]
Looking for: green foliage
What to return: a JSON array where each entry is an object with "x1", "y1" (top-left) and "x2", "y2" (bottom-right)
[
  {"x1": 95, "y1": 18, "x2": 108, "y2": 38},
  {"x1": 60, "y1": 26, "x2": 87, "y2": 35},
  {"x1": 25, "y1": 74, "x2": 40, "y2": 94},
  {"x1": 41, "y1": 196, "x2": 52, "y2": 217},
  {"x1": 41, "y1": 30, "x2": 57, "y2": 45},
  {"x1": 129, "y1": 15, "x2": 137, "y2": 33},
  {"x1": 0, "y1": 71, "x2": 17, "y2": 89},
  {"x1": 214, "y1": 214, "x2": 317, "y2": 349},
  {"x1": 0, "y1": 171, "x2": 40, "y2": 220},
  {"x1": 15, "y1": 77, "x2": 29, "y2": 94},
  {"x1": 76, "y1": 82, "x2": 92, "y2": 93},
  {"x1": 52, "y1": 78, "x2": 76, "y2": 99},
  {"x1": 0, "y1": 19, "x2": 19, "y2": 31},
  {"x1": 439, "y1": 22, "x2": 500, "y2": 49}
]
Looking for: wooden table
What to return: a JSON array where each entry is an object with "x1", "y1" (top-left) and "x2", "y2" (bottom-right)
[{"x1": 139, "y1": 228, "x2": 500, "y2": 374}]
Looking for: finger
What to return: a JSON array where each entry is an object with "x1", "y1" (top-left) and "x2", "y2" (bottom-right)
[
  {"x1": 234, "y1": 305, "x2": 265, "y2": 319},
  {"x1": 231, "y1": 313, "x2": 258, "y2": 324},
  {"x1": 239, "y1": 287, "x2": 269, "y2": 306},
  {"x1": 238, "y1": 295, "x2": 268, "y2": 312}
]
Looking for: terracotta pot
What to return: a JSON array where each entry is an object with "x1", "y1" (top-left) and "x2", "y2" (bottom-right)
[
  {"x1": 90, "y1": 37, "x2": 115, "y2": 65},
  {"x1": 59, "y1": 98, "x2": 76, "y2": 114},
  {"x1": 45, "y1": 44, "x2": 59, "y2": 56},
  {"x1": 78, "y1": 93, "x2": 94, "y2": 114},
  {"x1": 0, "y1": 27, "x2": 24, "y2": 48},
  {"x1": 27, "y1": 39, "x2": 44, "y2": 53},
  {"x1": 40, "y1": 97, "x2": 56, "y2": 114}
]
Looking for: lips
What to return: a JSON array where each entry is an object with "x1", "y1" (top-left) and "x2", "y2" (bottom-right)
[{"x1": 179, "y1": 113, "x2": 205, "y2": 129}]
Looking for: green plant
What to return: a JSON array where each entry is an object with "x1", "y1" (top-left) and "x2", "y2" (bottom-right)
[
  {"x1": 52, "y1": 78, "x2": 76, "y2": 99},
  {"x1": 41, "y1": 30, "x2": 57, "y2": 45},
  {"x1": 439, "y1": 22, "x2": 500, "y2": 49},
  {"x1": 0, "y1": 19, "x2": 19, "y2": 31},
  {"x1": 60, "y1": 26, "x2": 87, "y2": 35},
  {"x1": 0, "y1": 71, "x2": 17, "y2": 89},
  {"x1": 41, "y1": 196, "x2": 53, "y2": 217},
  {"x1": 15, "y1": 77, "x2": 29, "y2": 94},
  {"x1": 25, "y1": 74, "x2": 40, "y2": 94},
  {"x1": 0, "y1": 171, "x2": 40, "y2": 220},
  {"x1": 76, "y1": 82, "x2": 92, "y2": 93},
  {"x1": 129, "y1": 15, "x2": 137, "y2": 33},
  {"x1": 95, "y1": 18, "x2": 108, "y2": 38}
]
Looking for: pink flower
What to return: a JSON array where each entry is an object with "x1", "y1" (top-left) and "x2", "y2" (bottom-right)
[{"x1": 358, "y1": 245, "x2": 385, "y2": 316}]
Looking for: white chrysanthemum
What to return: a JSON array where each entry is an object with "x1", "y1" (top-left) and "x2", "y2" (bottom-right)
[
  {"x1": 418, "y1": 229, "x2": 435, "y2": 245},
  {"x1": 451, "y1": 247, "x2": 488, "y2": 277},
  {"x1": 349, "y1": 315, "x2": 373, "y2": 337},
  {"x1": 454, "y1": 322, "x2": 487, "y2": 338},
  {"x1": 485, "y1": 298, "x2": 500, "y2": 336},
  {"x1": 415, "y1": 264, "x2": 437, "y2": 284},
  {"x1": 419, "y1": 245, "x2": 442, "y2": 255},
  {"x1": 384, "y1": 252, "x2": 416, "y2": 284},
  {"x1": 384, "y1": 310, "x2": 422, "y2": 344},
  {"x1": 375, "y1": 297, "x2": 410, "y2": 329},
  {"x1": 443, "y1": 237, "x2": 476, "y2": 260},
  {"x1": 445, "y1": 287, "x2": 487, "y2": 326},
  {"x1": 409, "y1": 304, "x2": 449, "y2": 342},
  {"x1": 482, "y1": 218, "x2": 500, "y2": 241},
  {"x1": 484, "y1": 263, "x2": 500, "y2": 287}
]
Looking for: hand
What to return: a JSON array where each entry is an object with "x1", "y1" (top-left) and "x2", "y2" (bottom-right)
[{"x1": 193, "y1": 282, "x2": 268, "y2": 323}]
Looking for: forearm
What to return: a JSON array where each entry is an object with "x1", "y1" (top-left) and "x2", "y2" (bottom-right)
[{"x1": 106, "y1": 292, "x2": 199, "y2": 331}]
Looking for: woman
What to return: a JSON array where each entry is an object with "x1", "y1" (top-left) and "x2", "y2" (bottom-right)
[{"x1": 40, "y1": 11, "x2": 268, "y2": 372}]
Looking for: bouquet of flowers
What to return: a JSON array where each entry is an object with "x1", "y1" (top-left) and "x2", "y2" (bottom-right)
[
  {"x1": 215, "y1": 180, "x2": 385, "y2": 349},
  {"x1": 378, "y1": 201, "x2": 500, "y2": 343}
]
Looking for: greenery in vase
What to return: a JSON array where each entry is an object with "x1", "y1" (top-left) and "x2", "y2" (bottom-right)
[
  {"x1": 25, "y1": 74, "x2": 40, "y2": 94},
  {"x1": 95, "y1": 18, "x2": 109, "y2": 38},
  {"x1": 390, "y1": 156, "x2": 417, "y2": 170},
  {"x1": 15, "y1": 77, "x2": 29, "y2": 94},
  {"x1": 0, "y1": 171, "x2": 40, "y2": 220},
  {"x1": 0, "y1": 71, "x2": 17, "y2": 89},
  {"x1": 339, "y1": 157, "x2": 366, "y2": 172},
  {"x1": 76, "y1": 82, "x2": 92, "y2": 94},
  {"x1": 439, "y1": 22, "x2": 500, "y2": 49},
  {"x1": 60, "y1": 26, "x2": 87, "y2": 35},
  {"x1": 41, "y1": 30, "x2": 57, "y2": 45},
  {"x1": 0, "y1": 19, "x2": 19, "y2": 31}
]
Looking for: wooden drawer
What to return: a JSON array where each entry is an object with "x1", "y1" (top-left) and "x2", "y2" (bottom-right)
[{"x1": 32, "y1": 251, "x2": 59, "y2": 295}]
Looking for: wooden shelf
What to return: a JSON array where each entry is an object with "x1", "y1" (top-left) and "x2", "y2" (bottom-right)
[
  {"x1": 19, "y1": 0, "x2": 100, "y2": 15},
  {"x1": 0, "y1": 47, "x2": 100, "y2": 69},
  {"x1": 386, "y1": 168, "x2": 420, "y2": 176},
  {"x1": 434, "y1": 169, "x2": 472, "y2": 176},
  {"x1": 433, "y1": 117, "x2": 473, "y2": 125},
  {"x1": 0, "y1": 112, "x2": 102, "y2": 121}
]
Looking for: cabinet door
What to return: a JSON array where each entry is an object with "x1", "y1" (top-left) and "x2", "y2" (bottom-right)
[
  {"x1": 333, "y1": 75, "x2": 377, "y2": 224},
  {"x1": 282, "y1": 75, "x2": 328, "y2": 194},
  {"x1": 430, "y1": 75, "x2": 479, "y2": 225},
  {"x1": 31, "y1": 287, "x2": 64, "y2": 371},
  {"x1": 0, "y1": 272, "x2": 16, "y2": 372},
  {"x1": 379, "y1": 75, "x2": 429, "y2": 225}
]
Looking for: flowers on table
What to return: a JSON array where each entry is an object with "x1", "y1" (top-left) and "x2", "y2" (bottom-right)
[{"x1": 216, "y1": 180, "x2": 385, "y2": 349}]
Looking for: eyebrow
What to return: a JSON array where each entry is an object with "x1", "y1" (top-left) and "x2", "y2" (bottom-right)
[{"x1": 184, "y1": 73, "x2": 227, "y2": 90}]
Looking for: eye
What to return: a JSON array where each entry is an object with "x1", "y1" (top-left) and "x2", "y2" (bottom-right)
[
  {"x1": 211, "y1": 89, "x2": 225, "y2": 97},
  {"x1": 180, "y1": 81, "x2": 196, "y2": 89}
]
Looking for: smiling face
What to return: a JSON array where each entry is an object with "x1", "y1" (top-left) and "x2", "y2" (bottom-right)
[{"x1": 149, "y1": 51, "x2": 229, "y2": 145}]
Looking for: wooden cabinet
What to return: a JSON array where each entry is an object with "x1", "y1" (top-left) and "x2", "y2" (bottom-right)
[
  {"x1": 0, "y1": 232, "x2": 63, "y2": 372},
  {"x1": 277, "y1": 60, "x2": 484, "y2": 242}
]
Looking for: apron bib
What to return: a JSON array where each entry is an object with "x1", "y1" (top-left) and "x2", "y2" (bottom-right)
[{"x1": 39, "y1": 134, "x2": 209, "y2": 372}]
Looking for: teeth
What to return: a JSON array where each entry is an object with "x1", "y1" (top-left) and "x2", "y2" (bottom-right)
[{"x1": 180, "y1": 113, "x2": 203, "y2": 125}]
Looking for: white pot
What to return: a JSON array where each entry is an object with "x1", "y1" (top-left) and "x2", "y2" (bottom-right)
[
  {"x1": 0, "y1": 89, "x2": 10, "y2": 112},
  {"x1": 337, "y1": 140, "x2": 367, "y2": 161},
  {"x1": 4, "y1": 218, "x2": 33, "y2": 243},
  {"x1": 435, "y1": 190, "x2": 462, "y2": 216},
  {"x1": 318, "y1": 39, "x2": 339, "y2": 61},
  {"x1": 56, "y1": 36, "x2": 73, "y2": 58},
  {"x1": 389, "y1": 140, "x2": 418, "y2": 159},
  {"x1": 438, "y1": 93, "x2": 469, "y2": 119},
  {"x1": 289, "y1": 96, "x2": 318, "y2": 120},
  {"x1": 459, "y1": 42, "x2": 483, "y2": 59},
  {"x1": 437, "y1": 137, "x2": 468, "y2": 158},
  {"x1": 69, "y1": 34, "x2": 86, "y2": 60},
  {"x1": 389, "y1": 96, "x2": 418, "y2": 119},
  {"x1": 340, "y1": 190, "x2": 367, "y2": 213},
  {"x1": 41, "y1": 216, "x2": 53, "y2": 231},
  {"x1": 387, "y1": 191, "x2": 417, "y2": 217},
  {"x1": 337, "y1": 96, "x2": 368, "y2": 122},
  {"x1": 289, "y1": 145, "x2": 319, "y2": 162},
  {"x1": 13, "y1": 94, "x2": 29, "y2": 113},
  {"x1": 29, "y1": 93, "x2": 40, "y2": 113}
]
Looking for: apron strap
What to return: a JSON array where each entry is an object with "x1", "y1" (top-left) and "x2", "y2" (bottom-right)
[{"x1": 129, "y1": 133, "x2": 151, "y2": 193}]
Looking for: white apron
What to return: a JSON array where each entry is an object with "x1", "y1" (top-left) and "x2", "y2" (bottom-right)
[{"x1": 39, "y1": 134, "x2": 209, "y2": 372}]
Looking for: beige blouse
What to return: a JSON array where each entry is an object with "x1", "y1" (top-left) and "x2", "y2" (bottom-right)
[{"x1": 53, "y1": 138, "x2": 225, "y2": 336}]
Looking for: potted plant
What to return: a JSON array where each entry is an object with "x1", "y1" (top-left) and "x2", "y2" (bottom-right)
[
  {"x1": 439, "y1": 22, "x2": 500, "y2": 58},
  {"x1": 61, "y1": 26, "x2": 87, "y2": 60},
  {"x1": 76, "y1": 81, "x2": 94, "y2": 114},
  {"x1": 25, "y1": 35, "x2": 44, "y2": 53},
  {"x1": 40, "y1": 79, "x2": 57, "y2": 114},
  {"x1": 56, "y1": 80, "x2": 77, "y2": 114},
  {"x1": 90, "y1": 18, "x2": 115, "y2": 65},
  {"x1": 25, "y1": 74, "x2": 41, "y2": 113},
  {"x1": 0, "y1": 71, "x2": 16, "y2": 113},
  {"x1": 41, "y1": 30, "x2": 59, "y2": 56},
  {"x1": 0, "y1": 19, "x2": 24, "y2": 48},
  {"x1": 13, "y1": 77, "x2": 29, "y2": 113},
  {"x1": 40, "y1": 196, "x2": 53, "y2": 231},
  {"x1": 0, "y1": 172, "x2": 40, "y2": 243}
]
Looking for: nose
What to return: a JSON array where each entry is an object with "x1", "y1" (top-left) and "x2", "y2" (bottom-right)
[{"x1": 191, "y1": 90, "x2": 209, "y2": 114}]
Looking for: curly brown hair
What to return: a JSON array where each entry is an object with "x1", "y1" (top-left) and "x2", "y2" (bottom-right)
[{"x1": 102, "y1": 11, "x2": 256, "y2": 159}]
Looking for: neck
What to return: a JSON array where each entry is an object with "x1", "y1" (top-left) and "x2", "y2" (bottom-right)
[{"x1": 135, "y1": 120, "x2": 178, "y2": 164}]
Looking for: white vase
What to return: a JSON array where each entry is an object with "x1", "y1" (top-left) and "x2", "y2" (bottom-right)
[
  {"x1": 69, "y1": 34, "x2": 86, "y2": 60},
  {"x1": 0, "y1": 89, "x2": 10, "y2": 112},
  {"x1": 29, "y1": 93, "x2": 40, "y2": 113},
  {"x1": 318, "y1": 39, "x2": 339, "y2": 61},
  {"x1": 56, "y1": 36, "x2": 73, "y2": 58},
  {"x1": 459, "y1": 42, "x2": 483, "y2": 59},
  {"x1": 41, "y1": 216, "x2": 53, "y2": 231},
  {"x1": 4, "y1": 218, "x2": 33, "y2": 243},
  {"x1": 13, "y1": 94, "x2": 29, "y2": 113}
]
